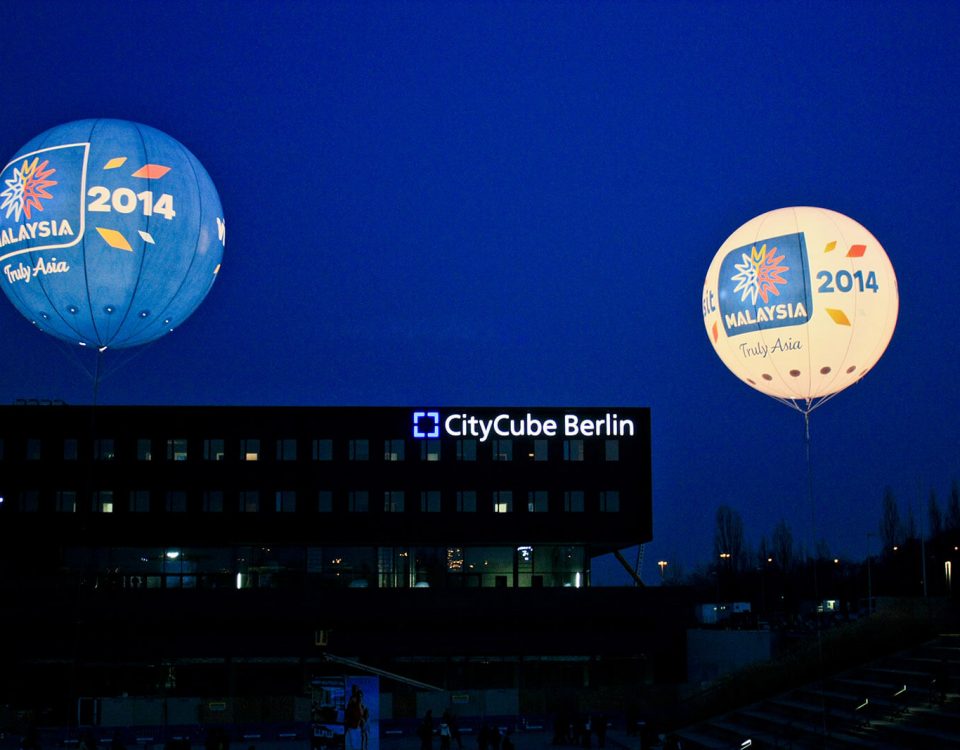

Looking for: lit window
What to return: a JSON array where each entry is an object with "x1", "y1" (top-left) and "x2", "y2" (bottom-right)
[
  {"x1": 26, "y1": 438, "x2": 41, "y2": 460},
  {"x1": 204, "y1": 439, "x2": 225, "y2": 461},
  {"x1": 137, "y1": 439, "x2": 152, "y2": 461},
  {"x1": 564, "y1": 490, "x2": 584, "y2": 512},
  {"x1": 563, "y1": 439, "x2": 584, "y2": 461},
  {"x1": 239, "y1": 490, "x2": 260, "y2": 512},
  {"x1": 420, "y1": 440, "x2": 441, "y2": 462},
  {"x1": 318, "y1": 490, "x2": 333, "y2": 513},
  {"x1": 129, "y1": 490, "x2": 150, "y2": 512},
  {"x1": 240, "y1": 439, "x2": 260, "y2": 461},
  {"x1": 56, "y1": 491, "x2": 76, "y2": 513},
  {"x1": 20, "y1": 490, "x2": 39, "y2": 512},
  {"x1": 93, "y1": 490, "x2": 114, "y2": 513},
  {"x1": 457, "y1": 490, "x2": 476, "y2": 513},
  {"x1": 421, "y1": 490, "x2": 441, "y2": 512},
  {"x1": 64, "y1": 439, "x2": 78, "y2": 461},
  {"x1": 492, "y1": 439, "x2": 512, "y2": 461},
  {"x1": 202, "y1": 490, "x2": 223, "y2": 513},
  {"x1": 349, "y1": 439, "x2": 369, "y2": 461},
  {"x1": 384, "y1": 490, "x2": 405, "y2": 512},
  {"x1": 166, "y1": 438, "x2": 188, "y2": 461},
  {"x1": 384, "y1": 439, "x2": 405, "y2": 461},
  {"x1": 276, "y1": 490, "x2": 297, "y2": 512},
  {"x1": 166, "y1": 491, "x2": 187, "y2": 513},
  {"x1": 313, "y1": 439, "x2": 333, "y2": 461},
  {"x1": 493, "y1": 490, "x2": 513, "y2": 513},
  {"x1": 349, "y1": 490, "x2": 369, "y2": 512},
  {"x1": 533, "y1": 439, "x2": 548, "y2": 461},
  {"x1": 605, "y1": 439, "x2": 620, "y2": 461},
  {"x1": 456, "y1": 439, "x2": 477, "y2": 462},
  {"x1": 93, "y1": 438, "x2": 115, "y2": 461},
  {"x1": 528, "y1": 490, "x2": 548, "y2": 513},
  {"x1": 276, "y1": 439, "x2": 297, "y2": 461},
  {"x1": 600, "y1": 490, "x2": 620, "y2": 512}
]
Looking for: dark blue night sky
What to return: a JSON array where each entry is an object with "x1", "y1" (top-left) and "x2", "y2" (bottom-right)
[{"x1": 2, "y1": 1, "x2": 958, "y2": 582}]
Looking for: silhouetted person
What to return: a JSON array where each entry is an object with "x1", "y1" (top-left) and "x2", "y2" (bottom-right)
[
  {"x1": 418, "y1": 710, "x2": 434, "y2": 750},
  {"x1": 593, "y1": 714, "x2": 606, "y2": 749}
]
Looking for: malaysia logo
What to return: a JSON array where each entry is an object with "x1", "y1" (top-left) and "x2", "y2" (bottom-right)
[
  {"x1": 718, "y1": 232, "x2": 813, "y2": 337},
  {"x1": 0, "y1": 143, "x2": 88, "y2": 264},
  {"x1": 1, "y1": 157, "x2": 58, "y2": 222}
]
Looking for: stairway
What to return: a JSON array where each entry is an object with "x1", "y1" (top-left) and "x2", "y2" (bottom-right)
[{"x1": 674, "y1": 633, "x2": 960, "y2": 749}]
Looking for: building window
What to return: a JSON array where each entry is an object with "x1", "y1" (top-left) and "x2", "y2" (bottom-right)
[
  {"x1": 93, "y1": 490, "x2": 114, "y2": 513},
  {"x1": 349, "y1": 439, "x2": 369, "y2": 461},
  {"x1": 532, "y1": 439, "x2": 549, "y2": 461},
  {"x1": 239, "y1": 490, "x2": 260, "y2": 512},
  {"x1": 349, "y1": 490, "x2": 369, "y2": 512},
  {"x1": 528, "y1": 490, "x2": 549, "y2": 513},
  {"x1": 313, "y1": 439, "x2": 333, "y2": 461},
  {"x1": 605, "y1": 439, "x2": 620, "y2": 461},
  {"x1": 20, "y1": 490, "x2": 39, "y2": 512},
  {"x1": 202, "y1": 490, "x2": 223, "y2": 513},
  {"x1": 421, "y1": 490, "x2": 441, "y2": 513},
  {"x1": 276, "y1": 490, "x2": 296, "y2": 512},
  {"x1": 167, "y1": 438, "x2": 188, "y2": 461},
  {"x1": 384, "y1": 439, "x2": 405, "y2": 461},
  {"x1": 129, "y1": 490, "x2": 150, "y2": 513},
  {"x1": 384, "y1": 490, "x2": 405, "y2": 513},
  {"x1": 493, "y1": 490, "x2": 513, "y2": 513},
  {"x1": 276, "y1": 439, "x2": 297, "y2": 461},
  {"x1": 564, "y1": 490, "x2": 584, "y2": 512},
  {"x1": 456, "y1": 439, "x2": 477, "y2": 462},
  {"x1": 318, "y1": 490, "x2": 333, "y2": 513},
  {"x1": 457, "y1": 491, "x2": 476, "y2": 513},
  {"x1": 563, "y1": 439, "x2": 584, "y2": 461},
  {"x1": 600, "y1": 490, "x2": 620, "y2": 512},
  {"x1": 26, "y1": 438, "x2": 41, "y2": 460},
  {"x1": 56, "y1": 491, "x2": 76, "y2": 513},
  {"x1": 204, "y1": 439, "x2": 225, "y2": 461},
  {"x1": 166, "y1": 491, "x2": 187, "y2": 513},
  {"x1": 492, "y1": 439, "x2": 512, "y2": 461},
  {"x1": 137, "y1": 439, "x2": 152, "y2": 461},
  {"x1": 92, "y1": 438, "x2": 115, "y2": 461},
  {"x1": 420, "y1": 440, "x2": 441, "y2": 462},
  {"x1": 64, "y1": 439, "x2": 78, "y2": 461},
  {"x1": 240, "y1": 439, "x2": 260, "y2": 461}
]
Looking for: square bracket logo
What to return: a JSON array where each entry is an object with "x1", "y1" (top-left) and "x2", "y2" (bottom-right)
[{"x1": 412, "y1": 411, "x2": 440, "y2": 439}]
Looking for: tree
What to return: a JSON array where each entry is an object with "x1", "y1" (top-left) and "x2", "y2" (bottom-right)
[
  {"x1": 928, "y1": 489, "x2": 943, "y2": 538},
  {"x1": 714, "y1": 505, "x2": 746, "y2": 572},
  {"x1": 771, "y1": 519, "x2": 794, "y2": 571},
  {"x1": 880, "y1": 487, "x2": 901, "y2": 552},
  {"x1": 947, "y1": 480, "x2": 960, "y2": 531}
]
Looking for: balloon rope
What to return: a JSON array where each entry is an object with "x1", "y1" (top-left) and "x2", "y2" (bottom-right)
[
  {"x1": 805, "y1": 412, "x2": 828, "y2": 738},
  {"x1": 93, "y1": 348, "x2": 103, "y2": 407}
]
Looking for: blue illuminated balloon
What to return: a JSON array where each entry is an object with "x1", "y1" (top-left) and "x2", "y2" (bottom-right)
[{"x1": 0, "y1": 119, "x2": 224, "y2": 348}]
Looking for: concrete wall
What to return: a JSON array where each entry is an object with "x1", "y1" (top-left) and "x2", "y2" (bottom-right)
[{"x1": 686, "y1": 629, "x2": 778, "y2": 688}]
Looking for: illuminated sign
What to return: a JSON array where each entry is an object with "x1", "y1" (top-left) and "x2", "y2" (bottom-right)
[{"x1": 411, "y1": 410, "x2": 635, "y2": 442}]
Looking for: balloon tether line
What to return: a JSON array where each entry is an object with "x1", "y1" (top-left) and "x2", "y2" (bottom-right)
[{"x1": 804, "y1": 410, "x2": 828, "y2": 739}]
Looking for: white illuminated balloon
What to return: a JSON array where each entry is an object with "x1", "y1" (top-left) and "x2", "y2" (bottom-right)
[{"x1": 702, "y1": 207, "x2": 898, "y2": 412}]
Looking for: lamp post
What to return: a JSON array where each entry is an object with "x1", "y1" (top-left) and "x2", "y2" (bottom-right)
[{"x1": 658, "y1": 560, "x2": 668, "y2": 583}]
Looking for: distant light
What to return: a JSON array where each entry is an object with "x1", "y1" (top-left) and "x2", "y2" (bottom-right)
[
  {"x1": 236, "y1": 573, "x2": 244, "y2": 590},
  {"x1": 575, "y1": 572, "x2": 582, "y2": 589},
  {"x1": 166, "y1": 550, "x2": 180, "y2": 560},
  {"x1": 834, "y1": 558, "x2": 839, "y2": 564}
]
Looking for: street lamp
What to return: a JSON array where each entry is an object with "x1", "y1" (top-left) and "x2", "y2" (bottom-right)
[{"x1": 658, "y1": 560, "x2": 668, "y2": 582}]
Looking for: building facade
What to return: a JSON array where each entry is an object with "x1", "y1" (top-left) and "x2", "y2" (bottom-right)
[{"x1": 0, "y1": 403, "x2": 687, "y2": 723}]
